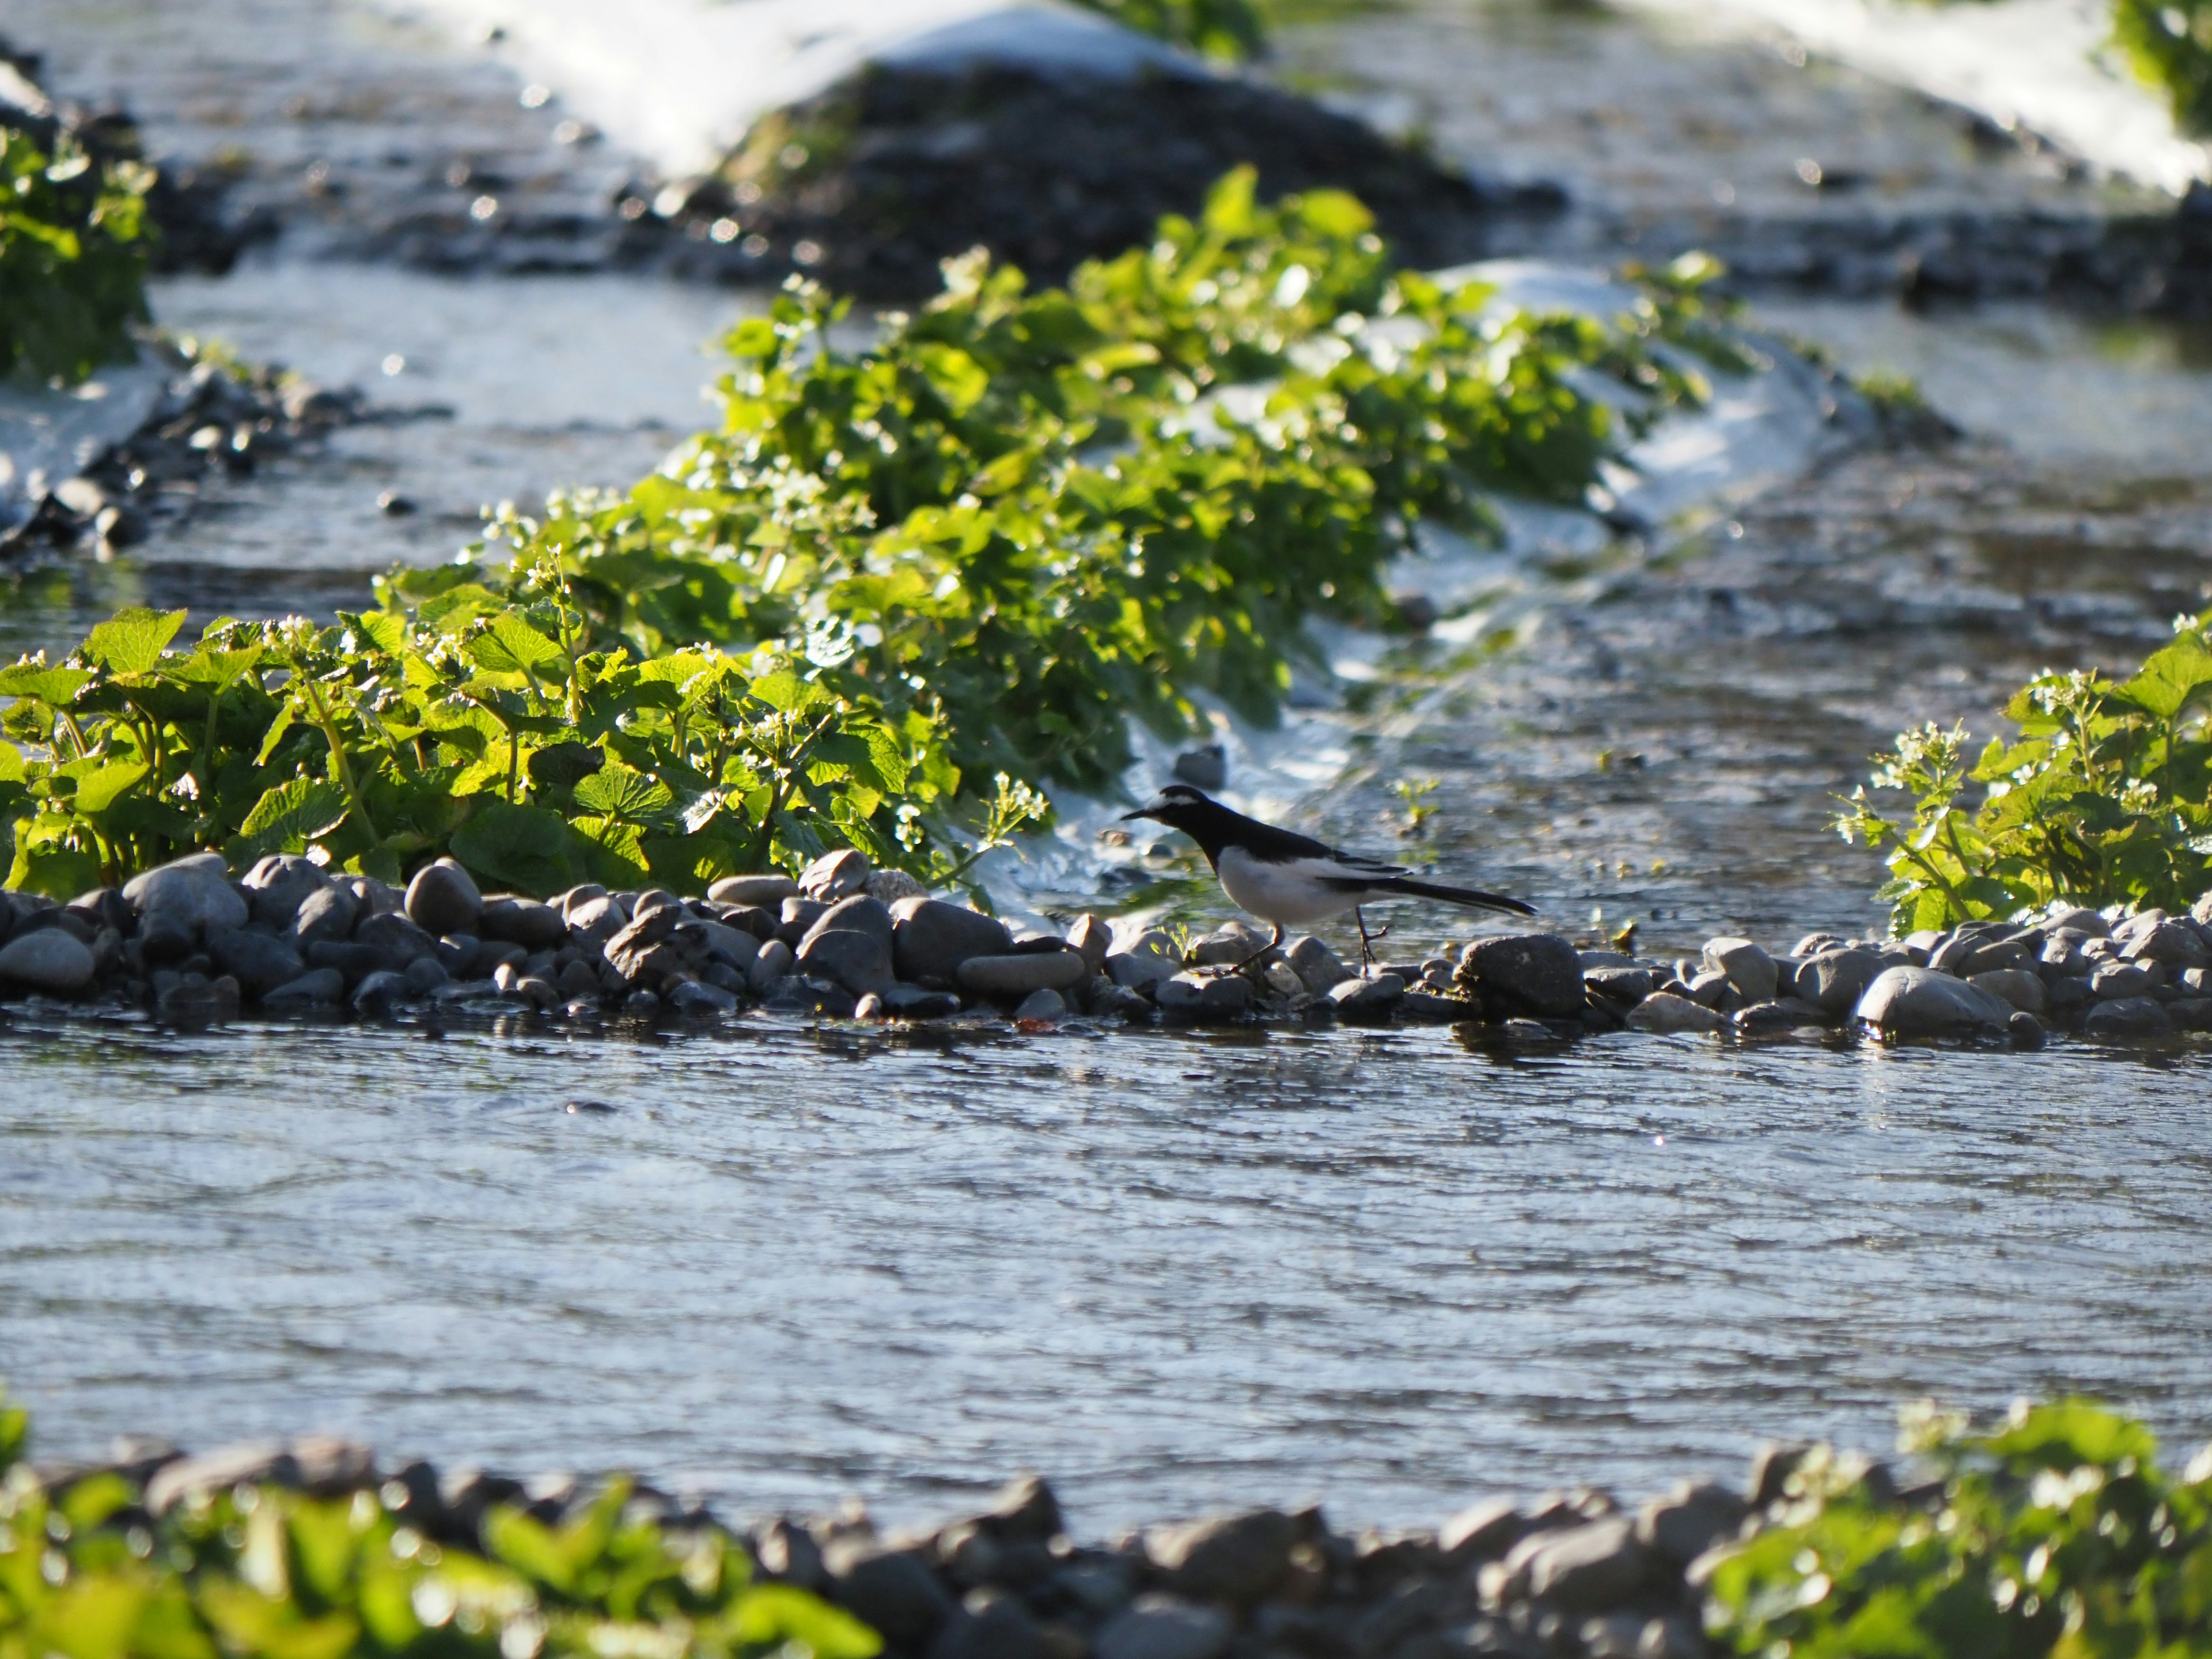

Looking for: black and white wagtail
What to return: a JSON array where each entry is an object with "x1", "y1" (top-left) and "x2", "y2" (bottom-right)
[{"x1": 1123, "y1": 783, "x2": 1536, "y2": 965}]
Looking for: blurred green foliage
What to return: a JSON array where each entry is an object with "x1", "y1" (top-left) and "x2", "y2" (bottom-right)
[
  {"x1": 1706, "y1": 1399, "x2": 2212, "y2": 1659},
  {"x1": 0, "y1": 121, "x2": 152, "y2": 384},
  {"x1": 1838, "y1": 615, "x2": 2212, "y2": 931},
  {"x1": 426, "y1": 169, "x2": 1733, "y2": 798},
  {"x1": 2112, "y1": 0, "x2": 2212, "y2": 136},
  {"x1": 0, "y1": 1392, "x2": 880, "y2": 1659},
  {"x1": 1067, "y1": 0, "x2": 1268, "y2": 59}
]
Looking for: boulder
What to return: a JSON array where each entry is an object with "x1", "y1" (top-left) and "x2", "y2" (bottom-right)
[
  {"x1": 1584, "y1": 967, "x2": 1653, "y2": 1005},
  {"x1": 289, "y1": 884, "x2": 358, "y2": 949},
  {"x1": 1284, "y1": 935, "x2": 1350, "y2": 994},
  {"x1": 709, "y1": 873, "x2": 800, "y2": 907},
  {"x1": 355, "y1": 911, "x2": 437, "y2": 965},
  {"x1": 0, "y1": 929, "x2": 95, "y2": 994},
  {"x1": 1702, "y1": 937, "x2": 1778, "y2": 1003},
  {"x1": 405, "y1": 858, "x2": 482, "y2": 937},
  {"x1": 2121, "y1": 919, "x2": 2210, "y2": 968},
  {"x1": 1094, "y1": 1596, "x2": 1233, "y2": 1659},
  {"x1": 240, "y1": 854, "x2": 331, "y2": 930},
  {"x1": 1106, "y1": 931, "x2": 1178, "y2": 990},
  {"x1": 1440, "y1": 1497, "x2": 1522, "y2": 1563},
  {"x1": 795, "y1": 929, "x2": 896, "y2": 997},
  {"x1": 958, "y1": 950, "x2": 1088, "y2": 997},
  {"x1": 800, "y1": 848, "x2": 872, "y2": 902},
  {"x1": 1457, "y1": 934, "x2": 1584, "y2": 1017},
  {"x1": 1852, "y1": 967, "x2": 2012, "y2": 1037},
  {"x1": 803, "y1": 895, "x2": 897, "y2": 951},
  {"x1": 478, "y1": 897, "x2": 567, "y2": 951},
  {"x1": 1968, "y1": 968, "x2": 2046, "y2": 1014},
  {"x1": 263, "y1": 968, "x2": 345, "y2": 1007},
  {"x1": 2084, "y1": 997, "x2": 2173, "y2": 1037},
  {"x1": 1625, "y1": 993, "x2": 1725, "y2": 1035},
  {"x1": 1511, "y1": 1516, "x2": 1647, "y2": 1611},
  {"x1": 124, "y1": 852, "x2": 248, "y2": 935},
  {"x1": 824, "y1": 1544, "x2": 951, "y2": 1650},
  {"x1": 1012, "y1": 988, "x2": 1066, "y2": 1022},
  {"x1": 1329, "y1": 974, "x2": 1405, "y2": 1024},
  {"x1": 205, "y1": 927, "x2": 306, "y2": 1001},
  {"x1": 1797, "y1": 948, "x2": 1887, "y2": 1014},
  {"x1": 1147, "y1": 1509, "x2": 1300, "y2": 1606}
]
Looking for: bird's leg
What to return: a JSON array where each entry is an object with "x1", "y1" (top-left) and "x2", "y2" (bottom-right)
[
  {"x1": 1231, "y1": 921, "x2": 1285, "y2": 976},
  {"x1": 1355, "y1": 908, "x2": 1389, "y2": 974}
]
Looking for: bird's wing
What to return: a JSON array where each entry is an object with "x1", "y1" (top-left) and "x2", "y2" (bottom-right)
[{"x1": 1321, "y1": 845, "x2": 1412, "y2": 879}]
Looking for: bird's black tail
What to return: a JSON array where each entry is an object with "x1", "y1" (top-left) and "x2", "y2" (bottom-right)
[{"x1": 1368, "y1": 877, "x2": 1537, "y2": 917}]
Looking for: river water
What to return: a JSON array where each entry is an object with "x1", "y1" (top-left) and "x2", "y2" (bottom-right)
[{"x1": 2, "y1": 0, "x2": 2210, "y2": 1525}]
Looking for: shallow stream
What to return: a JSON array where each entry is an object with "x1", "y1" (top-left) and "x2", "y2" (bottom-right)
[{"x1": 2, "y1": 0, "x2": 2209, "y2": 1523}]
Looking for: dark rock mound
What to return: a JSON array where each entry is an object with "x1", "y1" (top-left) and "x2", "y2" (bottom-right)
[{"x1": 650, "y1": 60, "x2": 1563, "y2": 298}]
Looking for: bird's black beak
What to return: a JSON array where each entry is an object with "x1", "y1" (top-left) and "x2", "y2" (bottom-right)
[{"x1": 1121, "y1": 794, "x2": 1170, "y2": 822}]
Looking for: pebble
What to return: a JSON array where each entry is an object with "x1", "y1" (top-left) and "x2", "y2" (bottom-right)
[
  {"x1": 1284, "y1": 935, "x2": 1350, "y2": 994},
  {"x1": 1624, "y1": 993, "x2": 1724, "y2": 1035},
  {"x1": 890, "y1": 897, "x2": 1012, "y2": 984},
  {"x1": 1106, "y1": 935, "x2": 1177, "y2": 990},
  {"x1": 1012, "y1": 988, "x2": 1066, "y2": 1022},
  {"x1": 405, "y1": 858, "x2": 483, "y2": 937},
  {"x1": 479, "y1": 896, "x2": 566, "y2": 951},
  {"x1": 1457, "y1": 934, "x2": 1584, "y2": 1017},
  {"x1": 799, "y1": 847, "x2": 872, "y2": 902},
  {"x1": 1329, "y1": 974, "x2": 1405, "y2": 1023},
  {"x1": 1853, "y1": 966, "x2": 2014, "y2": 1037},
  {"x1": 290, "y1": 884, "x2": 359, "y2": 948},
  {"x1": 957, "y1": 950, "x2": 1087, "y2": 997},
  {"x1": 0, "y1": 928, "x2": 96, "y2": 994},
  {"x1": 1066, "y1": 913, "x2": 1112, "y2": 972},
  {"x1": 747, "y1": 939, "x2": 795, "y2": 992},
  {"x1": 1702, "y1": 937, "x2": 1778, "y2": 1003},
  {"x1": 1968, "y1": 968, "x2": 2046, "y2": 1014},
  {"x1": 709, "y1": 873, "x2": 800, "y2": 907}
]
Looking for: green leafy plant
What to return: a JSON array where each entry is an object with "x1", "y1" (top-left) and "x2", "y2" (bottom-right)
[
  {"x1": 1705, "y1": 1400, "x2": 2212, "y2": 1659},
  {"x1": 2112, "y1": 0, "x2": 2212, "y2": 136},
  {"x1": 0, "y1": 582, "x2": 1017, "y2": 900},
  {"x1": 420, "y1": 169, "x2": 1721, "y2": 800},
  {"x1": 0, "y1": 1391, "x2": 880, "y2": 1659},
  {"x1": 1838, "y1": 616, "x2": 2212, "y2": 932},
  {"x1": 0, "y1": 120, "x2": 153, "y2": 383},
  {"x1": 1067, "y1": 0, "x2": 1268, "y2": 59}
]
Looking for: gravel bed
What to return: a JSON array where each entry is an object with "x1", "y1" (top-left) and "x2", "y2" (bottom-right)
[
  {"x1": 3, "y1": 844, "x2": 2207, "y2": 1048},
  {"x1": 15, "y1": 1429, "x2": 1887, "y2": 1659}
]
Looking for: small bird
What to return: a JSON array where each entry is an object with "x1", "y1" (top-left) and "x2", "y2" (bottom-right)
[{"x1": 1122, "y1": 783, "x2": 1536, "y2": 967}]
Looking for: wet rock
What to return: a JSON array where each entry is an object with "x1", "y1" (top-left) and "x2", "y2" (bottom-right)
[
  {"x1": 356, "y1": 911, "x2": 437, "y2": 965},
  {"x1": 0, "y1": 929, "x2": 96, "y2": 994},
  {"x1": 796, "y1": 927, "x2": 899, "y2": 998},
  {"x1": 263, "y1": 968, "x2": 344, "y2": 1007},
  {"x1": 2122, "y1": 919, "x2": 2209, "y2": 968},
  {"x1": 882, "y1": 984, "x2": 963, "y2": 1018},
  {"x1": 1328, "y1": 973, "x2": 1406, "y2": 1024},
  {"x1": 800, "y1": 848, "x2": 872, "y2": 902},
  {"x1": 406, "y1": 858, "x2": 483, "y2": 937},
  {"x1": 777, "y1": 897, "x2": 829, "y2": 944},
  {"x1": 710, "y1": 873, "x2": 801, "y2": 908},
  {"x1": 1634, "y1": 1482, "x2": 1747, "y2": 1566},
  {"x1": 865, "y1": 869, "x2": 929, "y2": 906},
  {"x1": 1094, "y1": 1594, "x2": 1233, "y2": 1659},
  {"x1": 891, "y1": 897, "x2": 1013, "y2": 984},
  {"x1": 957, "y1": 950, "x2": 1087, "y2": 997},
  {"x1": 1584, "y1": 967, "x2": 1653, "y2": 1004},
  {"x1": 1440, "y1": 1497, "x2": 1522, "y2": 1563},
  {"x1": 126, "y1": 851, "x2": 248, "y2": 935},
  {"x1": 747, "y1": 940, "x2": 796, "y2": 992},
  {"x1": 668, "y1": 979, "x2": 740, "y2": 1015},
  {"x1": 1968, "y1": 968, "x2": 2046, "y2": 1014},
  {"x1": 1191, "y1": 920, "x2": 1272, "y2": 966},
  {"x1": 1285, "y1": 935, "x2": 1350, "y2": 994},
  {"x1": 351, "y1": 970, "x2": 406, "y2": 1015},
  {"x1": 1797, "y1": 948, "x2": 1886, "y2": 1014},
  {"x1": 1508, "y1": 1516, "x2": 1647, "y2": 1611},
  {"x1": 1624, "y1": 993, "x2": 1724, "y2": 1035},
  {"x1": 2166, "y1": 996, "x2": 2212, "y2": 1032},
  {"x1": 1853, "y1": 967, "x2": 2012, "y2": 1037},
  {"x1": 2084, "y1": 996, "x2": 2172, "y2": 1037},
  {"x1": 290, "y1": 884, "x2": 359, "y2": 948},
  {"x1": 927, "y1": 1588, "x2": 1050, "y2": 1659},
  {"x1": 1457, "y1": 934, "x2": 1584, "y2": 1017},
  {"x1": 825, "y1": 1544, "x2": 953, "y2": 1650},
  {"x1": 2052, "y1": 906, "x2": 2111, "y2": 935},
  {"x1": 479, "y1": 896, "x2": 566, "y2": 951},
  {"x1": 205, "y1": 927, "x2": 306, "y2": 1000},
  {"x1": 1732, "y1": 998, "x2": 1827, "y2": 1035},
  {"x1": 1107, "y1": 933, "x2": 1179, "y2": 990},
  {"x1": 402, "y1": 955, "x2": 450, "y2": 997},
  {"x1": 1067, "y1": 914, "x2": 1112, "y2": 973},
  {"x1": 2090, "y1": 961, "x2": 2159, "y2": 999},
  {"x1": 1152, "y1": 974, "x2": 1206, "y2": 1018},
  {"x1": 1746, "y1": 1443, "x2": 1813, "y2": 1508},
  {"x1": 1012, "y1": 988, "x2": 1066, "y2": 1022},
  {"x1": 1399, "y1": 989, "x2": 1477, "y2": 1024},
  {"x1": 241, "y1": 854, "x2": 331, "y2": 930},
  {"x1": 1703, "y1": 937, "x2": 1778, "y2": 1003},
  {"x1": 2009, "y1": 1011, "x2": 2048, "y2": 1050},
  {"x1": 1149, "y1": 1509, "x2": 1300, "y2": 1606}
]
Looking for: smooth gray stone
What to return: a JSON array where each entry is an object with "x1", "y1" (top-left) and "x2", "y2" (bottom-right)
[
  {"x1": 802, "y1": 894, "x2": 896, "y2": 950},
  {"x1": 1105, "y1": 933, "x2": 1177, "y2": 990},
  {"x1": 564, "y1": 893, "x2": 628, "y2": 944},
  {"x1": 1853, "y1": 966, "x2": 2013, "y2": 1036},
  {"x1": 1703, "y1": 935, "x2": 1778, "y2": 1003},
  {"x1": 478, "y1": 896, "x2": 566, "y2": 951},
  {"x1": 1190, "y1": 921, "x2": 1271, "y2": 965},
  {"x1": 1328, "y1": 973, "x2": 1405, "y2": 1024},
  {"x1": 1399, "y1": 990, "x2": 1476, "y2": 1024},
  {"x1": 1171, "y1": 743, "x2": 1227, "y2": 791},
  {"x1": 0, "y1": 928, "x2": 95, "y2": 993},
  {"x1": 125, "y1": 851, "x2": 248, "y2": 935},
  {"x1": 2167, "y1": 996, "x2": 2212, "y2": 1032},
  {"x1": 2050, "y1": 906, "x2": 2109, "y2": 935},
  {"x1": 240, "y1": 853, "x2": 331, "y2": 930},
  {"x1": 957, "y1": 950, "x2": 1087, "y2": 996},
  {"x1": 1094, "y1": 1595, "x2": 1233, "y2": 1659},
  {"x1": 2121, "y1": 919, "x2": 2210, "y2": 967},
  {"x1": 688, "y1": 919, "x2": 759, "y2": 969},
  {"x1": 1797, "y1": 947, "x2": 1886, "y2": 1013},
  {"x1": 1012, "y1": 988, "x2": 1066, "y2": 1022},
  {"x1": 350, "y1": 969, "x2": 407, "y2": 1014},
  {"x1": 1066, "y1": 912, "x2": 1112, "y2": 972},
  {"x1": 1635, "y1": 1481, "x2": 1747, "y2": 1567},
  {"x1": 1733, "y1": 998, "x2": 1827, "y2": 1035},
  {"x1": 883, "y1": 984, "x2": 963, "y2": 1018},
  {"x1": 1459, "y1": 933, "x2": 1584, "y2": 1017},
  {"x1": 1512, "y1": 1516, "x2": 1647, "y2": 1611},
  {"x1": 1147, "y1": 1509, "x2": 1299, "y2": 1607},
  {"x1": 1154, "y1": 974, "x2": 1207, "y2": 1017},
  {"x1": 794, "y1": 928, "x2": 895, "y2": 997},
  {"x1": 2091, "y1": 961, "x2": 2158, "y2": 999},
  {"x1": 1625, "y1": 993, "x2": 1725, "y2": 1035},
  {"x1": 205, "y1": 926, "x2": 306, "y2": 1000},
  {"x1": 1440, "y1": 1496, "x2": 1522, "y2": 1562},
  {"x1": 746, "y1": 940, "x2": 794, "y2": 992},
  {"x1": 404, "y1": 858, "x2": 482, "y2": 937},
  {"x1": 2084, "y1": 996, "x2": 2173, "y2": 1037},
  {"x1": 1283, "y1": 934, "x2": 1349, "y2": 994},
  {"x1": 1199, "y1": 974, "x2": 1255, "y2": 1018},
  {"x1": 2009, "y1": 1010, "x2": 2048, "y2": 1050},
  {"x1": 667, "y1": 979, "x2": 738, "y2": 1014},
  {"x1": 707, "y1": 873, "x2": 800, "y2": 907},
  {"x1": 264, "y1": 968, "x2": 344, "y2": 1007},
  {"x1": 306, "y1": 941, "x2": 393, "y2": 982},
  {"x1": 1969, "y1": 968, "x2": 2046, "y2": 1013},
  {"x1": 824, "y1": 1546, "x2": 950, "y2": 1650},
  {"x1": 1584, "y1": 967, "x2": 1653, "y2": 1004},
  {"x1": 798, "y1": 847, "x2": 871, "y2": 902},
  {"x1": 400, "y1": 954, "x2": 450, "y2": 996},
  {"x1": 289, "y1": 884, "x2": 358, "y2": 949}
]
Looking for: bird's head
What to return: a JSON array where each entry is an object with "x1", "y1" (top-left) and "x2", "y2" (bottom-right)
[{"x1": 1121, "y1": 782, "x2": 1215, "y2": 830}]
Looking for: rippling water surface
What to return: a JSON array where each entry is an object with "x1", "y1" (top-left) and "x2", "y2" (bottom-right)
[{"x1": 4, "y1": 1013, "x2": 2208, "y2": 1528}]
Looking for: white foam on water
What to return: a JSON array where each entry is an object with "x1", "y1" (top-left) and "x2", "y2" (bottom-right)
[
  {"x1": 1623, "y1": 0, "x2": 2208, "y2": 194},
  {"x1": 368, "y1": 0, "x2": 1192, "y2": 179}
]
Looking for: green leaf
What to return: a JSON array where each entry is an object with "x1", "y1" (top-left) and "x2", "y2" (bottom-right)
[
  {"x1": 449, "y1": 801, "x2": 577, "y2": 895},
  {"x1": 72, "y1": 759, "x2": 149, "y2": 816},
  {"x1": 2119, "y1": 637, "x2": 2212, "y2": 719},
  {"x1": 237, "y1": 778, "x2": 350, "y2": 857},
  {"x1": 466, "y1": 611, "x2": 567, "y2": 677},
  {"x1": 0, "y1": 663, "x2": 92, "y2": 702},
  {"x1": 84, "y1": 607, "x2": 187, "y2": 675},
  {"x1": 571, "y1": 761, "x2": 674, "y2": 821}
]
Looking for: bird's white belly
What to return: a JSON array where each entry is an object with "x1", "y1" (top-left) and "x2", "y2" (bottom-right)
[{"x1": 1217, "y1": 847, "x2": 1367, "y2": 927}]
